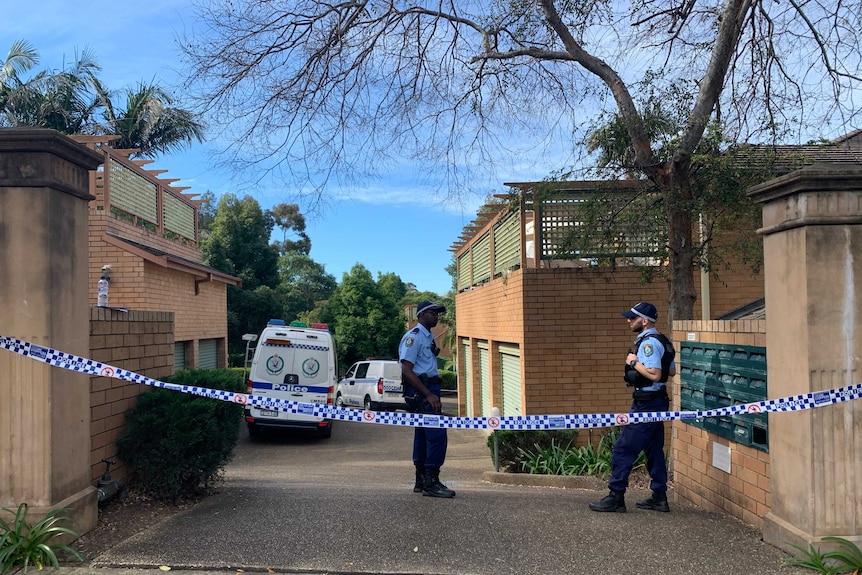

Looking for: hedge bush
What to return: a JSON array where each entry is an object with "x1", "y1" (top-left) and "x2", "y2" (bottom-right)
[
  {"x1": 487, "y1": 429, "x2": 580, "y2": 473},
  {"x1": 438, "y1": 369, "x2": 456, "y2": 390},
  {"x1": 116, "y1": 369, "x2": 245, "y2": 503}
]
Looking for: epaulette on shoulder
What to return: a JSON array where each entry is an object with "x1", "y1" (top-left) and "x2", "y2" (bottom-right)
[{"x1": 410, "y1": 327, "x2": 420, "y2": 334}]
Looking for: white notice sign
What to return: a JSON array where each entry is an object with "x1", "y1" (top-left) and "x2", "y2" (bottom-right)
[{"x1": 712, "y1": 442, "x2": 731, "y2": 473}]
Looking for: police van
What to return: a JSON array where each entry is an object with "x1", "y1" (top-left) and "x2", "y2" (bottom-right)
[
  {"x1": 245, "y1": 320, "x2": 336, "y2": 439},
  {"x1": 335, "y1": 358, "x2": 406, "y2": 411}
]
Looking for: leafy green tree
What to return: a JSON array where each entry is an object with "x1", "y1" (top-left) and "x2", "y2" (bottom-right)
[
  {"x1": 319, "y1": 264, "x2": 405, "y2": 368},
  {"x1": 226, "y1": 285, "x2": 283, "y2": 364},
  {"x1": 377, "y1": 272, "x2": 407, "y2": 309},
  {"x1": 203, "y1": 193, "x2": 279, "y2": 290},
  {"x1": 270, "y1": 203, "x2": 311, "y2": 255},
  {"x1": 0, "y1": 40, "x2": 38, "y2": 112},
  {"x1": 203, "y1": 193, "x2": 281, "y2": 362},
  {"x1": 197, "y1": 190, "x2": 218, "y2": 239},
  {"x1": 554, "y1": 86, "x2": 767, "y2": 279},
  {"x1": 97, "y1": 81, "x2": 205, "y2": 158},
  {"x1": 277, "y1": 252, "x2": 336, "y2": 321},
  {"x1": 444, "y1": 257, "x2": 457, "y2": 293},
  {"x1": 2, "y1": 41, "x2": 204, "y2": 158},
  {"x1": 1, "y1": 44, "x2": 102, "y2": 133},
  {"x1": 399, "y1": 290, "x2": 441, "y2": 308}
]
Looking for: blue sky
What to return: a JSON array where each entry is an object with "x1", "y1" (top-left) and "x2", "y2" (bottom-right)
[{"x1": 3, "y1": 1, "x2": 565, "y2": 295}]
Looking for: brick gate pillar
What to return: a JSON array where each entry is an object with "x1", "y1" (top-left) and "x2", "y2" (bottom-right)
[
  {"x1": 0, "y1": 128, "x2": 103, "y2": 535},
  {"x1": 749, "y1": 163, "x2": 862, "y2": 551}
]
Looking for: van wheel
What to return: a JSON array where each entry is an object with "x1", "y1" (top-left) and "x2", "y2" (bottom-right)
[
  {"x1": 318, "y1": 425, "x2": 332, "y2": 439},
  {"x1": 248, "y1": 423, "x2": 262, "y2": 440},
  {"x1": 335, "y1": 393, "x2": 344, "y2": 407},
  {"x1": 364, "y1": 396, "x2": 374, "y2": 411}
]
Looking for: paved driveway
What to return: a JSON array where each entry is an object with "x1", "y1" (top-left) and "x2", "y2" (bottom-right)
[{"x1": 88, "y1": 401, "x2": 804, "y2": 575}]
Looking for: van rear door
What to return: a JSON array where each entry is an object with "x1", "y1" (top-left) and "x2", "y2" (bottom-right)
[{"x1": 248, "y1": 326, "x2": 333, "y2": 428}]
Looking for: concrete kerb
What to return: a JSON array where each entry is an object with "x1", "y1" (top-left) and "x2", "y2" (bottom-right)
[{"x1": 483, "y1": 470, "x2": 606, "y2": 490}]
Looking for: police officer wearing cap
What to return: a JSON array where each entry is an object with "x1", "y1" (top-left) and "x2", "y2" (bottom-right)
[
  {"x1": 590, "y1": 301, "x2": 676, "y2": 513},
  {"x1": 398, "y1": 300, "x2": 455, "y2": 498}
]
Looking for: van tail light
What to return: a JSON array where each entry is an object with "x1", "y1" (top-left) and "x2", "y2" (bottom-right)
[
  {"x1": 377, "y1": 378, "x2": 384, "y2": 395},
  {"x1": 327, "y1": 385, "x2": 334, "y2": 405},
  {"x1": 247, "y1": 379, "x2": 253, "y2": 395}
]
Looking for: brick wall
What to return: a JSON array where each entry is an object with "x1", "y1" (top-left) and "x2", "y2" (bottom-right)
[
  {"x1": 670, "y1": 320, "x2": 770, "y2": 528},
  {"x1": 456, "y1": 270, "x2": 526, "y2": 415},
  {"x1": 88, "y1": 308, "x2": 174, "y2": 485},
  {"x1": 142, "y1": 263, "x2": 228, "y2": 342},
  {"x1": 455, "y1": 264, "x2": 764, "y2": 447},
  {"x1": 702, "y1": 264, "x2": 766, "y2": 319},
  {"x1": 88, "y1": 237, "x2": 229, "y2": 367},
  {"x1": 88, "y1": 200, "x2": 231, "y2": 369}
]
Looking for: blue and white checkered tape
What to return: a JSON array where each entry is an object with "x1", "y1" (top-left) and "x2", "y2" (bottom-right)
[
  {"x1": 3, "y1": 335, "x2": 861, "y2": 430},
  {"x1": 262, "y1": 341, "x2": 329, "y2": 352}
]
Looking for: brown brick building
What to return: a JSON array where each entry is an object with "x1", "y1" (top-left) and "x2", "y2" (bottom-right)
[
  {"x1": 452, "y1": 181, "x2": 764, "y2": 421},
  {"x1": 73, "y1": 136, "x2": 240, "y2": 370}
]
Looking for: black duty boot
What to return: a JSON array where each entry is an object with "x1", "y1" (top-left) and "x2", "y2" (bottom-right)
[
  {"x1": 423, "y1": 468, "x2": 456, "y2": 498},
  {"x1": 636, "y1": 490, "x2": 670, "y2": 512},
  {"x1": 589, "y1": 489, "x2": 626, "y2": 512},
  {"x1": 413, "y1": 466, "x2": 426, "y2": 493}
]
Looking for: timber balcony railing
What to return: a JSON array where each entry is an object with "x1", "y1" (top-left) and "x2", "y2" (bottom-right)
[
  {"x1": 72, "y1": 135, "x2": 200, "y2": 247},
  {"x1": 450, "y1": 180, "x2": 663, "y2": 292}
]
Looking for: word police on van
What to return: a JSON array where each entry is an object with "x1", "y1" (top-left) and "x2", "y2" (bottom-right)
[{"x1": 245, "y1": 320, "x2": 337, "y2": 439}]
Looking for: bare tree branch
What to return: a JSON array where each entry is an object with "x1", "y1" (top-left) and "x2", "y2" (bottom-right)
[{"x1": 179, "y1": 0, "x2": 862, "y2": 319}]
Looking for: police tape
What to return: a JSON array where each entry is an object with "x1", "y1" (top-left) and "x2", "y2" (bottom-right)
[{"x1": 2, "y1": 335, "x2": 861, "y2": 431}]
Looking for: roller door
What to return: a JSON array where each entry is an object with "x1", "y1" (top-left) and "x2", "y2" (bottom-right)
[
  {"x1": 461, "y1": 339, "x2": 473, "y2": 416},
  {"x1": 478, "y1": 341, "x2": 490, "y2": 416},
  {"x1": 174, "y1": 341, "x2": 186, "y2": 372},
  {"x1": 198, "y1": 338, "x2": 219, "y2": 369},
  {"x1": 499, "y1": 344, "x2": 521, "y2": 416}
]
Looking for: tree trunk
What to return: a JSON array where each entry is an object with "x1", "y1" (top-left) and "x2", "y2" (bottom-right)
[{"x1": 663, "y1": 160, "x2": 697, "y2": 326}]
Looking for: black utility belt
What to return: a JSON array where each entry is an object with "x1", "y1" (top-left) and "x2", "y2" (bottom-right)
[
  {"x1": 403, "y1": 374, "x2": 441, "y2": 396},
  {"x1": 632, "y1": 388, "x2": 668, "y2": 401}
]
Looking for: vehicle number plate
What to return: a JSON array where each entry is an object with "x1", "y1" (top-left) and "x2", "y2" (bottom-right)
[{"x1": 258, "y1": 409, "x2": 279, "y2": 417}]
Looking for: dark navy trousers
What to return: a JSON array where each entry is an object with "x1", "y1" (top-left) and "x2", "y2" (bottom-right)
[
  {"x1": 608, "y1": 396, "x2": 669, "y2": 493},
  {"x1": 404, "y1": 384, "x2": 448, "y2": 469}
]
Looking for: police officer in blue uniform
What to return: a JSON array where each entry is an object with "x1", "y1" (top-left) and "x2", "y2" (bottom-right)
[
  {"x1": 399, "y1": 300, "x2": 455, "y2": 498},
  {"x1": 590, "y1": 301, "x2": 676, "y2": 513}
]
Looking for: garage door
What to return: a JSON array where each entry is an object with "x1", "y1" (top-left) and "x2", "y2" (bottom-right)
[
  {"x1": 499, "y1": 344, "x2": 521, "y2": 416},
  {"x1": 478, "y1": 341, "x2": 490, "y2": 416},
  {"x1": 198, "y1": 338, "x2": 219, "y2": 369},
  {"x1": 461, "y1": 339, "x2": 472, "y2": 416},
  {"x1": 174, "y1": 341, "x2": 186, "y2": 372}
]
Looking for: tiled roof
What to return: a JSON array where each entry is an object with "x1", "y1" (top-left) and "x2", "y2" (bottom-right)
[{"x1": 106, "y1": 232, "x2": 242, "y2": 286}]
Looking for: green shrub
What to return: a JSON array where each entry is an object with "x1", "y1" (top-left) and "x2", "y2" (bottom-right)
[
  {"x1": 439, "y1": 369, "x2": 457, "y2": 390},
  {"x1": 517, "y1": 429, "x2": 620, "y2": 477},
  {"x1": 783, "y1": 536, "x2": 862, "y2": 574},
  {"x1": 487, "y1": 429, "x2": 579, "y2": 472},
  {"x1": 228, "y1": 351, "x2": 245, "y2": 368},
  {"x1": 495, "y1": 427, "x2": 649, "y2": 477},
  {"x1": 116, "y1": 369, "x2": 245, "y2": 503},
  {"x1": 0, "y1": 503, "x2": 84, "y2": 573}
]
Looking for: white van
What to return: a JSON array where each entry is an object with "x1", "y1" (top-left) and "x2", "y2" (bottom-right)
[
  {"x1": 335, "y1": 358, "x2": 405, "y2": 411},
  {"x1": 244, "y1": 319, "x2": 336, "y2": 439}
]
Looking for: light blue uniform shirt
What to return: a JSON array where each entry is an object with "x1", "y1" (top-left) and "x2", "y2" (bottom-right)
[
  {"x1": 635, "y1": 328, "x2": 676, "y2": 392},
  {"x1": 399, "y1": 323, "x2": 439, "y2": 378}
]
